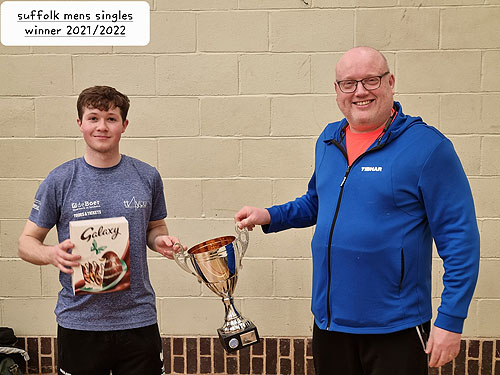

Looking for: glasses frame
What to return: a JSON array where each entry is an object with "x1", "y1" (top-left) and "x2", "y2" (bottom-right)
[{"x1": 336, "y1": 71, "x2": 390, "y2": 93}]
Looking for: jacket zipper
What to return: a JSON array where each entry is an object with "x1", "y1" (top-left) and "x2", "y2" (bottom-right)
[
  {"x1": 326, "y1": 163, "x2": 350, "y2": 330},
  {"x1": 325, "y1": 140, "x2": 386, "y2": 330},
  {"x1": 400, "y1": 248, "x2": 405, "y2": 290}
]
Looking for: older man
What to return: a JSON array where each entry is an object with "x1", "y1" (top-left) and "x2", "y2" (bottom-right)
[{"x1": 235, "y1": 47, "x2": 479, "y2": 374}]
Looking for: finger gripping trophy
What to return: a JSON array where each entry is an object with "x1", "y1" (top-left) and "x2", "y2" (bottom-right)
[{"x1": 173, "y1": 226, "x2": 260, "y2": 352}]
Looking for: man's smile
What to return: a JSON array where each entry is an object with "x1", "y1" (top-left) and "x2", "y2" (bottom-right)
[{"x1": 353, "y1": 100, "x2": 374, "y2": 106}]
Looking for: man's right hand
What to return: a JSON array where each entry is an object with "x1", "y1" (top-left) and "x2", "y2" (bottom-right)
[
  {"x1": 18, "y1": 220, "x2": 80, "y2": 274},
  {"x1": 48, "y1": 239, "x2": 80, "y2": 274},
  {"x1": 235, "y1": 206, "x2": 271, "y2": 231}
]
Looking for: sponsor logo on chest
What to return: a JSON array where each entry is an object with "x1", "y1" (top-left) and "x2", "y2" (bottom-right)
[
  {"x1": 124, "y1": 196, "x2": 149, "y2": 209},
  {"x1": 71, "y1": 200, "x2": 102, "y2": 218},
  {"x1": 361, "y1": 166, "x2": 383, "y2": 172}
]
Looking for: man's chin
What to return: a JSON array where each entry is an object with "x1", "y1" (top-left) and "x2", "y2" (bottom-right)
[{"x1": 348, "y1": 119, "x2": 386, "y2": 133}]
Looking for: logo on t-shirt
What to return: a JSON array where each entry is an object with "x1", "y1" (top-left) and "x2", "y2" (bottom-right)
[
  {"x1": 32, "y1": 199, "x2": 41, "y2": 211},
  {"x1": 123, "y1": 196, "x2": 148, "y2": 210},
  {"x1": 71, "y1": 200, "x2": 102, "y2": 218}
]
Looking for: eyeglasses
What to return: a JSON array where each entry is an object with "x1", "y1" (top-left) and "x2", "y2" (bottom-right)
[{"x1": 336, "y1": 72, "x2": 390, "y2": 93}]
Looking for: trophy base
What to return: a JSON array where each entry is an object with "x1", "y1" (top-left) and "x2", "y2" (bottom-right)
[{"x1": 217, "y1": 323, "x2": 260, "y2": 353}]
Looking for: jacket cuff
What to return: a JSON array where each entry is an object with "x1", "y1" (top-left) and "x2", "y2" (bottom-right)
[
  {"x1": 261, "y1": 206, "x2": 281, "y2": 233},
  {"x1": 434, "y1": 312, "x2": 464, "y2": 334}
]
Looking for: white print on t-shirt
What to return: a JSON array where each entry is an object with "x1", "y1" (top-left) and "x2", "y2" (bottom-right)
[
  {"x1": 71, "y1": 200, "x2": 102, "y2": 218},
  {"x1": 71, "y1": 200, "x2": 101, "y2": 211},
  {"x1": 123, "y1": 196, "x2": 148, "y2": 210},
  {"x1": 73, "y1": 210, "x2": 102, "y2": 218},
  {"x1": 32, "y1": 199, "x2": 41, "y2": 211}
]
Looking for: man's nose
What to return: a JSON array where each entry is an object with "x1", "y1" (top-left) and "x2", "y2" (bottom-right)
[
  {"x1": 354, "y1": 82, "x2": 370, "y2": 95},
  {"x1": 96, "y1": 119, "x2": 108, "y2": 130}
]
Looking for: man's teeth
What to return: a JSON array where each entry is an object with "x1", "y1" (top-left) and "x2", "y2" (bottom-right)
[{"x1": 355, "y1": 101, "x2": 372, "y2": 105}]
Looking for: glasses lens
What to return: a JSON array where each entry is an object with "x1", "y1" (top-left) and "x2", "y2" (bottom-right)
[
  {"x1": 362, "y1": 77, "x2": 381, "y2": 90},
  {"x1": 340, "y1": 81, "x2": 356, "y2": 93}
]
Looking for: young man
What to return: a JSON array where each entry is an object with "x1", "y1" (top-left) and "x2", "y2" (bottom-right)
[
  {"x1": 18, "y1": 86, "x2": 180, "y2": 375},
  {"x1": 235, "y1": 47, "x2": 480, "y2": 374}
]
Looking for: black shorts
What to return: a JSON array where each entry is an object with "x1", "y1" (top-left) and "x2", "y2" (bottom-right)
[
  {"x1": 57, "y1": 324, "x2": 164, "y2": 375},
  {"x1": 313, "y1": 321, "x2": 430, "y2": 375}
]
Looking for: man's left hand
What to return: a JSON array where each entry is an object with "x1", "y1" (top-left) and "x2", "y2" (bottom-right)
[
  {"x1": 426, "y1": 325, "x2": 461, "y2": 367},
  {"x1": 154, "y1": 235, "x2": 184, "y2": 260}
]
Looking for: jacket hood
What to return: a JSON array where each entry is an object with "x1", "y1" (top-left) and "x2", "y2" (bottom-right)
[{"x1": 323, "y1": 101, "x2": 425, "y2": 146}]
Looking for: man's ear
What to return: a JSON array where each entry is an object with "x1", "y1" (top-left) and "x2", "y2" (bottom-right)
[
  {"x1": 334, "y1": 81, "x2": 340, "y2": 95},
  {"x1": 122, "y1": 119, "x2": 129, "y2": 133},
  {"x1": 389, "y1": 74, "x2": 395, "y2": 94},
  {"x1": 77, "y1": 118, "x2": 83, "y2": 132}
]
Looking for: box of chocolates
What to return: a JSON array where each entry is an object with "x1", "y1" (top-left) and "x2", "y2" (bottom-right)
[{"x1": 69, "y1": 217, "x2": 130, "y2": 295}]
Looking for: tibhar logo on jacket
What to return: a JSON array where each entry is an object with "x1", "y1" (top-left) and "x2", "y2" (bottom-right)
[{"x1": 361, "y1": 166, "x2": 383, "y2": 172}]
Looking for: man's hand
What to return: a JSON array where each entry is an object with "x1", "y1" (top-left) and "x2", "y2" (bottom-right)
[
  {"x1": 154, "y1": 235, "x2": 184, "y2": 260},
  {"x1": 426, "y1": 326, "x2": 461, "y2": 367},
  {"x1": 48, "y1": 239, "x2": 80, "y2": 274},
  {"x1": 235, "y1": 206, "x2": 271, "y2": 231},
  {"x1": 18, "y1": 220, "x2": 80, "y2": 273}
]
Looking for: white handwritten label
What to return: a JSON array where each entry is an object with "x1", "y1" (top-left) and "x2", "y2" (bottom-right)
[{"x1": 1, "y1": 1, "x2": 150, "y2": 46}]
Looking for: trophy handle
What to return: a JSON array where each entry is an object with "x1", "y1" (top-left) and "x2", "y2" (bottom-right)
[
  {"x1": 235, "y1": 224, "x2": 249, "y2": 269},
  {"x1": 172, "y1": 242, "x2": 202, "y2": 284}
]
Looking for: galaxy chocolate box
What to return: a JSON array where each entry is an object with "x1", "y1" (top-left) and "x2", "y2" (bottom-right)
[{"x1": 69, "y1": 217, "x2": 130, "y2": 295}]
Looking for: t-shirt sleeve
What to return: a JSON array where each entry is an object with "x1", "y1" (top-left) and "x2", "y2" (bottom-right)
[
  {"x1": 150, "y1": 169, "x2": 167, "y2": 221},
  {"x1": 28, "y1": 175, "x2": 59, "y2": 229}
]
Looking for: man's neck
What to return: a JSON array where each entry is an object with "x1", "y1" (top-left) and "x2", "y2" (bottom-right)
[
  {"x1": 84, "y1": 151, "x2": 122, "y2": 168},
  {"x1": 349, "y1": 122, "x2": 386, "y2": 134},
  {"x1": 349, "y1": 108, "x2": 396, "y2": 134}
]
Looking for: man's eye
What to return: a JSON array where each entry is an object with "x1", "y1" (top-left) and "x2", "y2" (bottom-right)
[
  {"x1": 343, "y1": 81, "x2": 355, "y2": 87},
  {"x1": 364, "y1": 78, "x2": 379, "y2": 84}
]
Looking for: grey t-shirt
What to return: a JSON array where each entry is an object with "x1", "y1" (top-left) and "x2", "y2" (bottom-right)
[{"x1": 29, "y1": 155, "x2": 167, "y2": 331}]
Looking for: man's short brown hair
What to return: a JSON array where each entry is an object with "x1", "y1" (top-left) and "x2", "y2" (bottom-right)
[{"x1": 77, "y1": 86, "x2": 130, "y2": 120}]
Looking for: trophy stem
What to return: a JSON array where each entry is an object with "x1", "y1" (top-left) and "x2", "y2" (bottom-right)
[
  {"x1": 218, "y1": 295, "x2": 260, "y2": 353},
  {"x1": 221, "y1": 296, "x2": 251, "y2": 332}
]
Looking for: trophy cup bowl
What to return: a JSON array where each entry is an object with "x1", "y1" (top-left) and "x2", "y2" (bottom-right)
[{"x1": 173, "y1": 226, "x2": 260, "y2": 352}]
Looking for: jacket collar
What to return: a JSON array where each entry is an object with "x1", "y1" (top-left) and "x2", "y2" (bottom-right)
[{"x1": 323, "y1": 101, "x2": 411, "y2": 145}]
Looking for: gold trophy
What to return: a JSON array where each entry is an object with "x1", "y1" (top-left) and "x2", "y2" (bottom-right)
[{"x1": 173, "y1": 226, "x2": 260, "y2": 352}]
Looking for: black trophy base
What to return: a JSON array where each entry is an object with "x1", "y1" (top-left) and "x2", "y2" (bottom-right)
[{"x1": 217, "y1": 323, "x2": 260, "y2": 353}]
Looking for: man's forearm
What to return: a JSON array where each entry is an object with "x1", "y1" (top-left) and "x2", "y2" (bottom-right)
[
  {"x1": 146, "y1": 220, "x2": 169, "y2": 252},
  {"x1": 18, "y1": 234, "x2": 51, "y2": 265}
]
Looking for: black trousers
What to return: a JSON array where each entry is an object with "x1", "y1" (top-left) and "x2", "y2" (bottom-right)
[
  {"x1": 313, "y1": 322, "x2": 430, "y2": 375},
  {"x1": 57, "y1": 324, "x2": 164, "y2": 375}
]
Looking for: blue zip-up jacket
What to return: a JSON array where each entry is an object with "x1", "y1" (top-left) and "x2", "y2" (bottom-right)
[{"x1": 265, "y1": 102, "x2": 480, "y2": 334}]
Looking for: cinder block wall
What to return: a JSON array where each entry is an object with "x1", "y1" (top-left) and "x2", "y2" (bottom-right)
[{"x1": 1, "y1": 0, "x2": 499, "y2": 351}]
